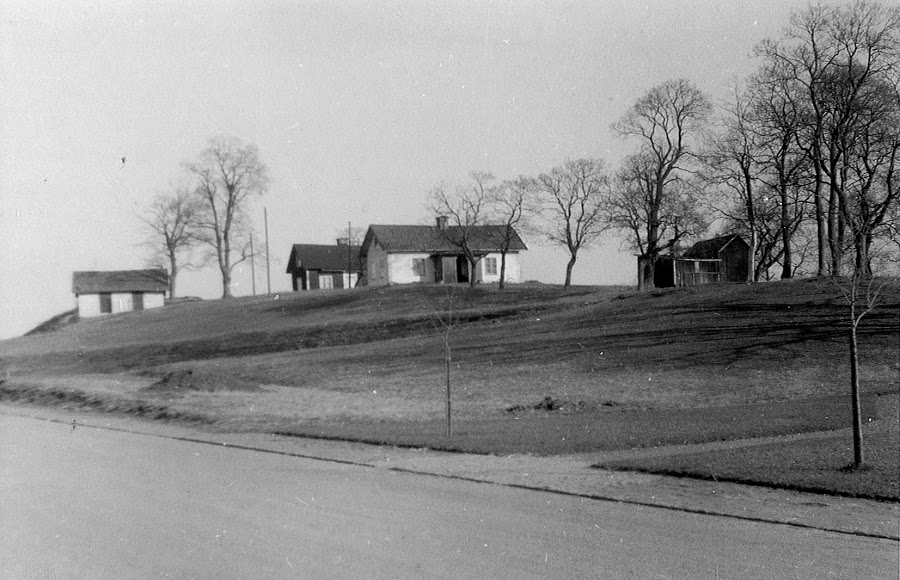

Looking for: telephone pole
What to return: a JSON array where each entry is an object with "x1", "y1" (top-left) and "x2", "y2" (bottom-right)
[{"x1": 264, "y1": 207, "x2": 272, "y2": 295}]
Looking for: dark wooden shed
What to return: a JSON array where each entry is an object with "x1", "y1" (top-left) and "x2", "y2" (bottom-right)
[{"x1": 649, "y1": 234, "x2": 750, "y2": 288}]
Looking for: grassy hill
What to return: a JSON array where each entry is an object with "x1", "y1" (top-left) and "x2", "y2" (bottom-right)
[
  {"x1": 1, "y1": 279, "x2": 898, "y2": 497},
  {"x1": 2, "y1": 279, "x2": 897, "y2": 407}
]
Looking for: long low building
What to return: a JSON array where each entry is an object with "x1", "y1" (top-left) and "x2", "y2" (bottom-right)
[
  {"x1": 72, "y1": 269, "x2": 169, "y2": 317},
  {"x1": 360, "y1": 217, "x2": 527, "y2": 286}
]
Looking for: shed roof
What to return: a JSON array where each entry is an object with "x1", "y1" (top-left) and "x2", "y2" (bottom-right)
[
  {"x1": 363, "y1": 224, "x2": 527, "y2": 254},
  {"x1": 286, "y1": 244, "x2": 362, "y2": 273},
  {"x1": 72, "y1": 269, "x2": 169, "y2": 294},
  {"x1": 682, "y1": 234, "x2": 745, "y2": 260}
]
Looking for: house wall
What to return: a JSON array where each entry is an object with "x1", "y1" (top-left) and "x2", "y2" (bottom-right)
[
  {"x1": 475, "y1": 253, "x2": 521, "y2": 284},
  {"x1": 77, "y1": 294, "x2": 101, "y2": 317},
  {"x1": 365, "y1": 242, "x2": 391, "y2": 286},
  {"x1": 76, "y1": 292, "x2": 165, "y2": 318},
  {"x1": 387, "y1": 253, "x2": 434, "y2": 284},
  {"x1": 722, "y1": 241, "x2": 750, "y2": 282}
]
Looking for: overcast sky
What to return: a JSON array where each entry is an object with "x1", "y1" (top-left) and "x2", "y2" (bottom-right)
[{"x1": 1, "y1": 0, "x2": 815, "y2": 339}]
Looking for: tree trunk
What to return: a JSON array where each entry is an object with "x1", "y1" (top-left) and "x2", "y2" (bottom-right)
[
  {"x1": 849, "y1": 318, "x2": 865, "y2": 468},
  {"x1": 168, "y1": 256, "x2": 178, "y2": 299},
  {"x1": 498, "y1": 251, "x2": 507, "y2": 291},
  {"x1": 445, "y1": 336, "x2": 452, "y2": 437},
  {"x1": 564, "y1": 255, "x2": 577, "y2": 287},
  {"x1": 780, "y1": 185, "x2": 793, "y2": 279}
]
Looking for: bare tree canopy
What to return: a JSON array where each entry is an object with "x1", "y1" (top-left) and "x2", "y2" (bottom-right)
[
  {"x1": 185, "y1": 135, "x2": 269, "y2": 298},
  {"x1": 535, "y1": 158, "x2": 609, "y2": 287},
  {"x1": 488, "y1": 176, "x2": 538, "y2": 289},
  {"x1": 755, "y1": 0, "x2": 900, "y2": 276},
  {"x1": 139, "y1": 188, "x2": 206, "y2": 298},
  {"x1": 611, "y1": 79, "x2": 713, "y2": 289},
  {"x1": 429, "y1": 171, "x2": 494, "y2": 288}
]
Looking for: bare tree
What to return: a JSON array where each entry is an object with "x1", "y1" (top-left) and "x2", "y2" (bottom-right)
[
  {"x1": 756, "y1": 0, "x2": 900, "y2": 275},
  {"x1": 186, "y1": 136, "x2": 269, "y2": 298},
  {"x1": 703, "y1": 85, "x2": 761, "y2": 281},
  {"x1": 607, "y1": 153, "x2": 709, "y2": 284},
  {"x1": 612, "y1": 79, "x2": 713, "y2": 289},
  {"x1": 488, "y1": 176, "x2": 536, "y2": 290},
  {"x1": 832, "y1": 265, "x2": 898, "y2": 469},
  {"x1": 139, "y1": 188, "x2": 206, "y2": 298},
  {"x1": 534, "y1": 159, "x2": 609, "y2": 287},
  {"x1": 429, "y1": 171, "x2": 493, "y2": 288}
]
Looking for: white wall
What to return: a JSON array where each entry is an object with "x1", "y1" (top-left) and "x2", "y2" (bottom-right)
[
  {"x1": 76, "y1": 294, "x2": 101, "y2": 317},
  {"x1": 111, "y1": 292, "x2": 134, "y2": 314},
  {"x1": 76, "y1": 292, "x2": 166, "y2": 317},
  {"x1": 144, "y1": 293, "x2": 165, "y2": 309},
  {"x1": 475, "y1": 253, "x2": 521, "y2": 284},
  {"x1": 387, "y1": 253, "x2": 434, "y2": 284}
]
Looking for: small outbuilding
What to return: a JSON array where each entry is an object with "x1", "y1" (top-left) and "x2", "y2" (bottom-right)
[
  {"x1": 286, "y1": 240, "x2": 362, "y2": 291},
  {"x1": 650, "y1": 234, "x2": 750, "y2": 288},
  {"x1": 72, "y1": 269, "x2": 169, "y2": 318}
]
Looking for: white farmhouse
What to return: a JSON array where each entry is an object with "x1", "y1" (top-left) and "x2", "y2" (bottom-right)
[
  {"x1": 72, "y1": 269, "x2": 169, "y2": 318},
  {"x1": 360, "y1": 217, "x2": 527, "y2": 286}
]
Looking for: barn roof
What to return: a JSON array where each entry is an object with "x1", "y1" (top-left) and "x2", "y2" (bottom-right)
[
  {"x1": 682, "y1": 234, "x2": 745, "y2": 260},
  {"x1": 286, "y1": 244, "x2": 362, "y2": 273},
  {"x1": 363, "y1": 224, "x2": 527, "y2": 254},
  {"x1": 72, "y1": 269, "x2": 169, "y2": 294}
]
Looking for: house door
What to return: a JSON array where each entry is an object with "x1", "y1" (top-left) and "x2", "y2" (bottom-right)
[
  {"x1": 456, "y1": 257, "x2": 469, "y2": 284},
  {"x1": 132, "y1": 292, "x2": 144, "y2": 311}
]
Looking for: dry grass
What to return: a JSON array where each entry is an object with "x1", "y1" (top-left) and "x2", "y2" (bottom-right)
[{"x1": 1, "y1": 278, "x2": 898, "y2": 498}]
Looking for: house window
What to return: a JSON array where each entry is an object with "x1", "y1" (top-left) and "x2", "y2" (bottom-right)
[
  {"x1": 484, "y1": 257, "x2": 498, "y2": 276},
  {"x1": 99, "y1": 293, "x2": 112, "y2": 314},
  {"x1": 318, "y1": 274, "x2": 334, "y2": 290},
  {"x1": 412, "y1": 258, "x2": 427, "y2": 277}
]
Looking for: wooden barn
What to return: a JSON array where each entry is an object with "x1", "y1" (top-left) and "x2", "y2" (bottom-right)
[
  {"x1": 72, "y1": 269, "x2": 169, "y2": 318},
  {"x1": 286, "y1": 241, "x2": 362, "y2": 291},
  {"x1": 649, "y1": 234, "x2": 750, "y2": 288}
]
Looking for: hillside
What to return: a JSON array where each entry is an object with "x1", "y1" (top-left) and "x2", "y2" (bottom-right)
[
  {"x1": 2, "y1": 278, "x2": 897, "y2": 410},
  {"x1": 2, "y1": 278, "x2": 899, "y2": 498}
]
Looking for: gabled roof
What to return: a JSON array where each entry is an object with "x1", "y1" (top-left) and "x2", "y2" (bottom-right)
[
  {"x1": 286, "y1": 244, "x2": 361, "y2": 273},
  {"x1": 72, "y1": 269, "x2": 169, "y2": 294},
  {"x1": 681, "y1": 234, "x2": 745, "y2": 260},
  {"x1": 363, "y1": 224, "x2": 527, "y2": 254}
]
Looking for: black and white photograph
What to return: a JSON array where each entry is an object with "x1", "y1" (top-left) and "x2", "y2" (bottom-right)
[{"x1": 1, "y1": 1, "x2": 898, "y2": 578}]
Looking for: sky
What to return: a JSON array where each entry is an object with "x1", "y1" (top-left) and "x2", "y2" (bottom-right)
[{"x1": 0, "y1": 0, "x2": 815, "y2": 339}]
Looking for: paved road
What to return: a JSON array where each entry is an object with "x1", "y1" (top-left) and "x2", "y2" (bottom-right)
[{"x1": 1, "y1": 415, "x2": 897, "y2": 579}]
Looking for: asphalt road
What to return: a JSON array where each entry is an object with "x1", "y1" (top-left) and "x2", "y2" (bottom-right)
[{"x1": 1, "y1": 414, "x2": 897, "y2": 579}]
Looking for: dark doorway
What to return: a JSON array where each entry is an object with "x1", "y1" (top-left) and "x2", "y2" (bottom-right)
[
  {"x1": 99, "y1": 292, "x2": 112, "y2": 314},
  {"x1": 456, "y1": 257, "x2": 469, "y2": 284},
  {"x1": 132, "y1": 292, "x2": 144, "y2": 311}
]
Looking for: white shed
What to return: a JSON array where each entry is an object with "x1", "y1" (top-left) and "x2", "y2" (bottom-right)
[{"x1": 72, "y1": 269, "x2": 169, "y2": 318}]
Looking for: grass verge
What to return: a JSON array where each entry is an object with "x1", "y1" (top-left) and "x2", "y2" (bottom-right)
[{"x1": 595, "y1": 429, "x2": 899, "y2": 501}]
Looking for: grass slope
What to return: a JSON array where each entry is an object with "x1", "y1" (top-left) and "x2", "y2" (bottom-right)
[{"x1": 1, "y1": 279, "x2": 898, "y2": 498}]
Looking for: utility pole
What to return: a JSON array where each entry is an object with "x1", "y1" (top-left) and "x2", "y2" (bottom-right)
[
  {"x1": 264, "y1": 207, "x2": 272, "y2": 295},
  {"x1": 249, "y1": 235, "x2": 257, "y2": 295},
  {"x1": 348, "y1": 221, "x2": 352, "y2": 289}
]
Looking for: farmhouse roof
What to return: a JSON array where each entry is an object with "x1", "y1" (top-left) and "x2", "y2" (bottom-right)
[
  {"x1": 682, "y1": 234, "x2": 745, "y2": 260},
  {"x1": 363, "y1": 224, "x2": 527, "y2": 254},
  {"x1": 286, "y1": 243, "x2": 362, "y2": 273},
  {"x1": 72, "y1": 269, "x2": 169, "y2": 294}
]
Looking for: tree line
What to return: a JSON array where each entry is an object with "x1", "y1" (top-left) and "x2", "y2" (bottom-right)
[
  {"x1": 145, "y1": 1, "x2": 898, "y2": 296},
  {"x1": 434, "y1": 0, "x2": 899, "y2": 289}
]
